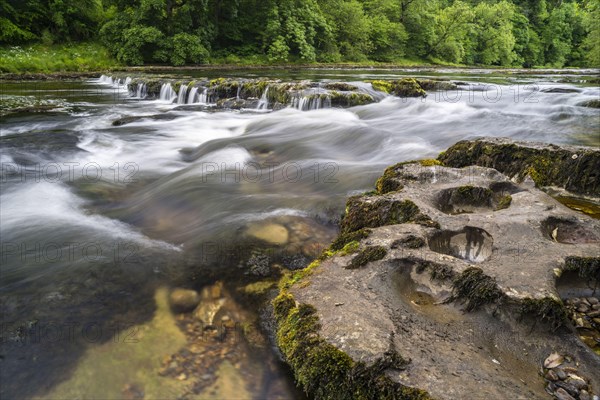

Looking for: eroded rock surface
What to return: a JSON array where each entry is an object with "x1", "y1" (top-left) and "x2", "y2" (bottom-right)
[
  {"x1": 275, "y1": 162, "x2": 600, "y2": 399},
  {"x1": 439, "y1": 137, "x2": 600, "y2": 197}
]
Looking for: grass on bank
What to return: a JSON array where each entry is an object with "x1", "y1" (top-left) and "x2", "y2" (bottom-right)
[
  {"x1": 0, "y1": 43, "x2": 117, "y2": 73},
  {"x1": 0, "y1": 43, "x2": 453, "y2": 74}
]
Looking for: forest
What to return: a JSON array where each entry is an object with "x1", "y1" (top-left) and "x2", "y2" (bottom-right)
[{"x1": 1, "y1": 0, "x2": 599, "y2": 68}]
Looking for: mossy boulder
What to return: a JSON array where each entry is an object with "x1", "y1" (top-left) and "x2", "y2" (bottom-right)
[
  {"x1": 272, "y1": 293, "x2": 432, "y2": 400},
  {"x1": 341, "y1": 196, "x2": 439, "y2": 234},
  {"x1": 323, "y1": 82, "x2": 358, "y2": 91},
  {"x1": 438, "y1": 138, "x2": 600, "y2": 196},
  {"x1": 416, "y1": 79, "x2": 457, "y2": 91},
  {"x1": 370, "y1": 79, "x2": 426, "y2": 98},
  {"x1": 578, "y1": 99, "x2": 600, "y2": 109}
]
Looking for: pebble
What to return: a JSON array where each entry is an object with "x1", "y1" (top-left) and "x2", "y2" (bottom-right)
[
  {"x1": 545, "y1": 370, "x2": 559, "y2": 381},
  {"x1": 169, "y1": 288, "x2": 200, "y2": 312},
  {"x1": 588, "y1": 310, "x2": 600, "y2": 318},
  {"x1": 555, "y1": 368, "x2": 567, "y2": 380},
  {"x1": 580, "y1": 390, "x2": 591, "y2": 400},
  {"x1": 567, "y1": 375, "x2": 588, "y2": 390},
  {"x1": 588, "y1": 297, "x2": 599, "y2": 305},
  {"x1": 556, "y1": 381, "x2": 580, "y2": 397},
  {"x1": 554, "y1": 388, "x2": 576, "y2": 400},
  {"x1": 246, "y1": 222, "x2": 289, "y2": 245},
  {"x1": 578, "y1": 305, "x2": 590, "y2": 313}
]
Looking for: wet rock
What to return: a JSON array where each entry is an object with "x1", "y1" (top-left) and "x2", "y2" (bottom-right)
[
  {"x1": 246, "y1": 253, "x2": 272, "y2": 277},
  {"x1": 323, "y1": 82, "x2": 358, "y2": 91},
  {"x1": 111, "y1": 114, "x2": 180, "y2": 126},
  {"x1": 555, "y1": 368, "x2": 568, "y2": 380},
  {"x1": 546, "y1": 369, "x2": 559, "y2": 381},
  {"x1": 169, "y1": 288, "x2": 200, "y2": 312},
  {"x1": 581, "y1": 390, "x2": 592, "y2": 400},
  {"x1": 246, "y1": 222, "x2": 289, "y2": 245},
  {"x1": 439, "y1": 137, "x2": 600, "y2": 196},
  {"x1": 282, "y1": 254, "x2": 310, "y2": 270},
  {"x1": 271, "y1": 153, "x2": 600, "y2": 400},
  {"x1": 370, "y1": 78, "x2": 426, "y2": 97},
  {"x1": 555, "y1": 387, "x2": 577, "y2": 400}
]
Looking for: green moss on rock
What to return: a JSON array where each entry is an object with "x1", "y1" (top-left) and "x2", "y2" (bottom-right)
[
  {"x1": 370, "y1": 79, "x2": 426, "y2": 98},
  {"x1": 412, "y1": 258, "x2": 455, "y2": 282},
  {"x1": 416, "y1": 79, "x2": 457, "y2": 91},
  {"x1": 347, "y1": 246, "x2": 387, "y2": 269},
  {"x1": 341, "y1": 197, "x2": 439, "y2": 234},
  {"x1": 272, "y1": 292, "x2": 432, "y2": 399},
  {"x1": 494, "y1": 194, "x2": 512, "y2": 211},
  {"x1": 438, "y1": 139, "x2": 600, "y2": 196},
  {"x1": 564, "y1": 256, "x2": 600, "y2": 284},
  {"x1": 391, "y1": 235, "x2": 426, "y2": 249},
  {"x1": 450, "y1": 267, "x2": 503, "y2": 311},
  {"x1": 519, "y1": 297, "x2": 568, "y2": 331},
  {"x1": 324, "y1": 82, "x2": 358, "y2": 91},
  {"x1": 330, "y1": 228, "x2": 373, "y2": 252}
]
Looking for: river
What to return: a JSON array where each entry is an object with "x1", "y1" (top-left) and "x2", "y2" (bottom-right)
[{"x1": 0, "y1": 68, "x2": 599, "y2": 399}]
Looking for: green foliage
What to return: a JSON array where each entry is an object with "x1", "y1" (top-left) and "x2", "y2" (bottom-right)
[
  {"x1": 1, "y1": 0, "x2": 599, "y2": 67},
  {"x1": 0, "y1": 43, "x2": 116, "y2": 73},
  {"x1": 583, "y1": 0, "x2": 600, "y2": 66},
  {"x1": 170, "y1": 33, "x2": 209, "y2": 66}
]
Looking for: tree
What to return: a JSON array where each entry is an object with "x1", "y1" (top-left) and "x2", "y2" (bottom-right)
[{"x1": 468, "y1": 1, "x2": 518, "y2": 66}]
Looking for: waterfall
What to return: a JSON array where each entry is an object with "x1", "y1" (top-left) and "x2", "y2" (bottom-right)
[
  {"x1": 236, "y1": 85, "x2": 241, "y2": 100},
  {"x1": 135, "y1": 83, "x2": 147, "y2": 99},
  {"x1": 177, "y1": 85, "x2": 188, "y2": 104},
  {"x1": 199, "y1": 88, "x2": 208, "y2": 104},
  {"x1": 187, "y1": 87, "x2": 198, "y2": 104},
  {"x1": 257, "y1": 87, "x2": 269, "y2": 110},
  {"x1": 292, "y1": 94, "x2": 331, "y2": 111},
  {"x1": 159, "y1": 83, "x2": 177, "y2": 103},
  {"x1": 124, "y1": 77, "x2": 132, "y2": 87},
  {"x1": 99, "y1": 75, "x2": 113, "y2": 85}
]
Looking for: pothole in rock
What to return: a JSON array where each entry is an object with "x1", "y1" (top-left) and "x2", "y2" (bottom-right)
[
  {"x1": 541, "y1": 217, "x2": 600, "y2": 244},
  {"x1": 557, "y1": 272, "x2": 600, "y2": 355},
  {"x1": 390, "y1": 260, "x2": 458, "y2": 324},
  {"x1": 428, "y1": 227, "x2": 493, "y2": 263},
  {"x1": 435, "y1": 185, "x2": 514, "y2": 214}
]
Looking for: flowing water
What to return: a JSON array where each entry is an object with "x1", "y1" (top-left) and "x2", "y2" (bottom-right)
[{"x1": 0, "y1": 69, "x2": 599, "y2": 399}]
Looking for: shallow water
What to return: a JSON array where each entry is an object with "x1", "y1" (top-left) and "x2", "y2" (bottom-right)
[{"x1": 0, "y1": 69, "x2": 599, "y2": 399}]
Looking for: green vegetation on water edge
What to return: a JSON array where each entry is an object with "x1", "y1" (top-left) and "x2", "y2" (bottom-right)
[
  {"x1": 0, "y1": 43, "x2": 117, "y2": 73},
  {"x1": 1, "y1": 0, "x2": 599, "y2": 72}
]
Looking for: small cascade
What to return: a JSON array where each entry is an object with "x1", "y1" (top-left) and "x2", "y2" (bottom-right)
[
  {"x1": 135, "y1": 83, "x2": 147, "y2": 99},
  {"x1": 199, "y1": 88, "x2": 208, "y2": 104},
  {"x1": 187, "y1": 87, "x2": 198, "y2": 104},
  {"x1": 257, "y1": 87, "x2": 269, "y2": 110},
  {"x1": 177, "y1": 85, "x2": 188, "y2": 104},
  {"x1": 124, "y1": 77, "x2": 132, "y2": 87},
  {"x1": 159, "y1": 83, "x2": 177, "y2": 103},
  {"x1": 236, "y1": 85, "x2": 241, "y2": 100},
  {"x1": 98, "y1": 75, "x2": 113, "y2": 85},
  {"x1": 292, "y1": 94, "x2": 331, "y2": 111}
]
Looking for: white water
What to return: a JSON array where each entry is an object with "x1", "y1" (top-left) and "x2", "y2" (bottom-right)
[
  {"x1": 159, "y1": 83, "x2": 177, "y2": 102},
  {"x1": 257, "y1": 87, "x2": 269, "y2": 110},
  {"x1": 177, "y1": 84, "x2": 188, "y2": 104},
  {"x1": 187, "y1": 86, "x2": 198, "y2": 104},
  {"x1": 1, "y1": 71, "x2": 598, "y2": 400}
]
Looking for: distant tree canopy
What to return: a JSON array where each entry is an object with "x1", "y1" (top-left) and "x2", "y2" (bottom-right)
[{"x1": 1, "y1": 0, "x2": 599, "y2": 67}]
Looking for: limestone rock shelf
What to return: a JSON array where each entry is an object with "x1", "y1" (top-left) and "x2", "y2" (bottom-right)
[{"x1": 273, "y1": 155, "x2": 600, "y2": 399}]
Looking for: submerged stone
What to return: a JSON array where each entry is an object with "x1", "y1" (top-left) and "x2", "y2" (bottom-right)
[
  {"x1": 169, "y1": 288, "x2": 200, "y2": 312},
  {"x1": 246, "y1": 222, "x2": 289, "y2": 245}
]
